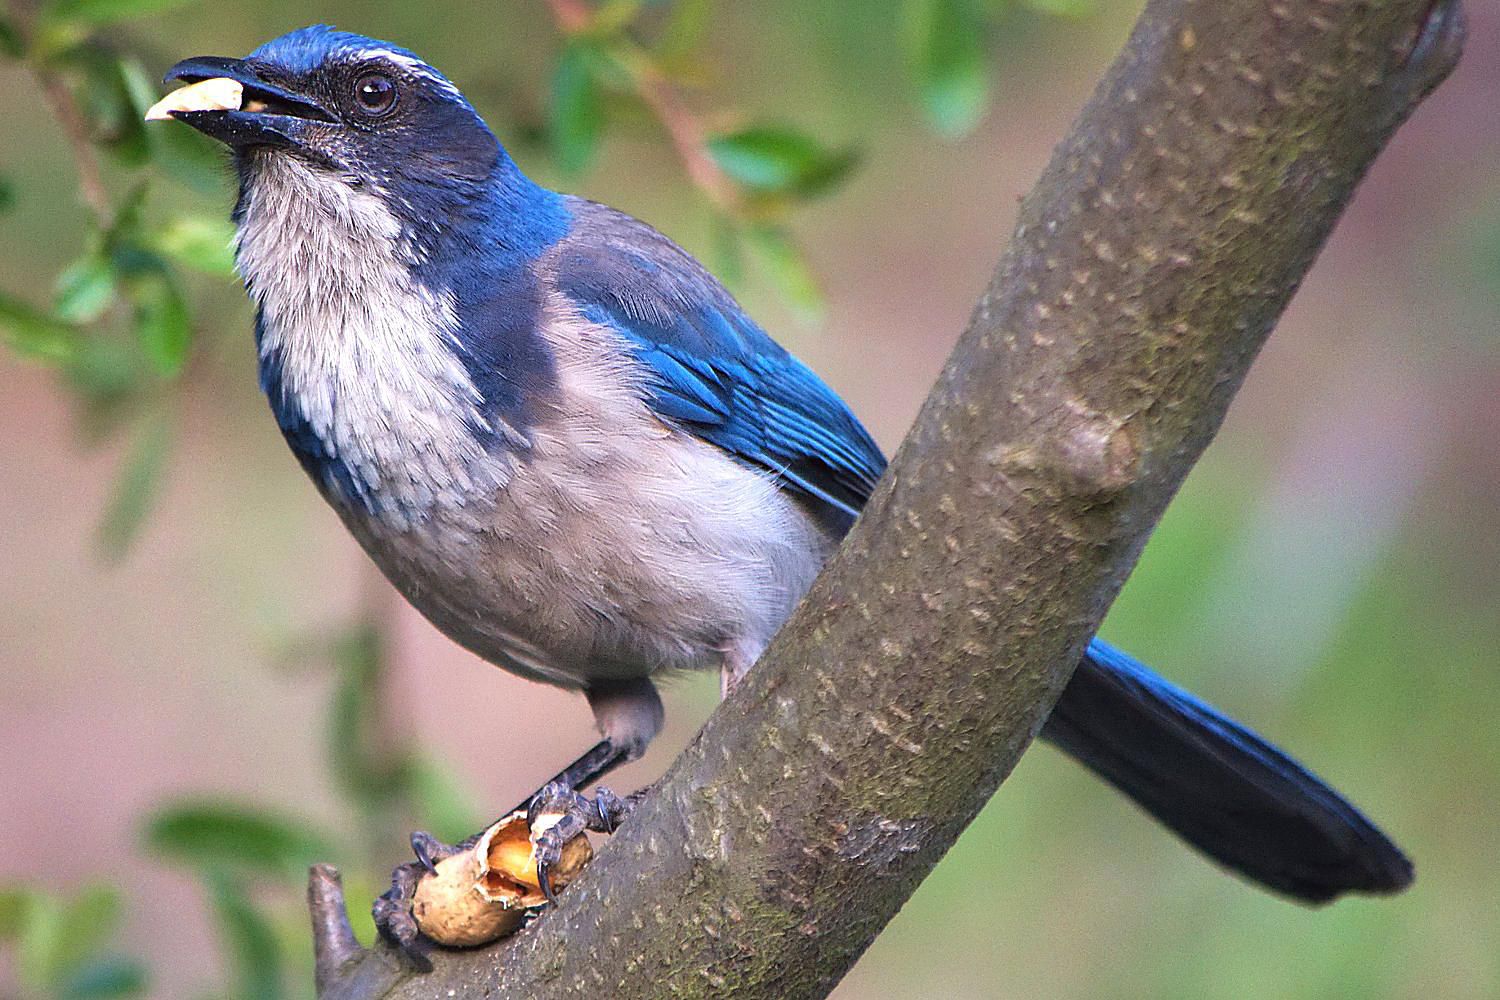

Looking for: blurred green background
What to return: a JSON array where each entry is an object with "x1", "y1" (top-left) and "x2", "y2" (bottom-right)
[{"x1": 2, "y1": 1, "x2": 1497, "y2": 998}]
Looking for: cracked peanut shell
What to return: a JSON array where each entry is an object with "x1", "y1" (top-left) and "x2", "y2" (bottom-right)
[{"x1": 411, "y1": 811, "x2": 593, "y2": 947}]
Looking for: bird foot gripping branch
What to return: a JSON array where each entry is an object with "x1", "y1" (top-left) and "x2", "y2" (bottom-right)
[
  {"x1": 409, "y1": 810, "x2": 591, "y2": 946},
  {"x1": 368, "y1": 785, "x2": 634, "y2": 966}
]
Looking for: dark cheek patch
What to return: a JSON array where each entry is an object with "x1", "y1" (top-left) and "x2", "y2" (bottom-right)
[{"x1": 358, "y1": 97, "x2": 499, "y2": 185}]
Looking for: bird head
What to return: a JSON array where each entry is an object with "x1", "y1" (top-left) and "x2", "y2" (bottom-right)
[
  {"x1": 156, "y1": 25, "x2": 504, "y2": 206},
  {"x1": 146, "y1": 27, "x2": 570, "y2": 522}
]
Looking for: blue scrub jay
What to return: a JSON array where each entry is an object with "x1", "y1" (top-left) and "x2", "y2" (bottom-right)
[{"x1": 156, "y1": 26, "x2": 1412, "y2": 962}]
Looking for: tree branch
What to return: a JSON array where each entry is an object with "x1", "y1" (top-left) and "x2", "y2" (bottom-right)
[{"x1": 312, "y1": 0, "x2": 1464, "y2": 996}]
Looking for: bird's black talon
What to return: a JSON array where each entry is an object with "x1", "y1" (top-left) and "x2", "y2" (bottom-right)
[
  {"x1": 592, "y1": 786, "x2": 636, "y2": 833},
  {"x1": 409, "y1": 830, "x2": 453, "y2": 876},
  {"x1": 523, "y1": 782, "x2": 641, "y2": 906},
  {"x1": 372, "y1": 860, "x2": 433, "y2": 972},
  {"x1": 597, "y1": 797, "x2": 612, "y2": 832},
  {"x1": 536, "y1": 856, "x2": 558, "y2": 904},
  {"x1": 531, "y1": 820, "x2": 573, "y2": 904}
]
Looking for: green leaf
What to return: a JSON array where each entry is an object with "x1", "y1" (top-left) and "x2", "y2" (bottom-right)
[
  {"x1": 0, "y1": 174, "x2": 15, "y2": 213},
  {"x1": 45, "y1": 0, "x2": 201, "y2": 28},
  {"x1": 905, "y1": 0, "x2": 991, "y2": 138},
  {"x1": 60, "y1": 955, "x2": 149, "y2": 998},
  {"x1": 549, "y1": 42, "x2": 605, "y2": 175},
  {"x1": 143, "y1": 801, "x2": 335, "y2": 881},
  {"x1": 329, "y1": 622, "x2": 415, "y2": 813},
  {"x1": 0, "y1": 13, "x2": 23, "y2": 57},
  {"x1": 11, "y1": 885, "x2": 122, "y2": 992},
  {"x1": 655, "y1": 0, "x2": 712, "y2": 63},
  {"x1": 127, "y1": 268, "x2": 190, "y2": 375},
  {"x1": 206, "y1": 872, "x2": 283, "y2": 1000},
  {"x1": 744, "y1": 225, "x2": 822, "y2": 318},
  {"x1": 104, "y1": 181, "x2": 151, "y2": 249},
  {"x1": 54, "y1": 253, "x2": 117, "y2": 324},
  {"x1": 64, "y1": 335, "x2": 140, "y2": 415},
  {"x1": 45, "y1": 887, "x2": 124, "y2": 989},
  {"x1": 153, "y1": 216, "x2": 237, "y2": 277},
  {"x1": 115, "y1": 55, "x2": 157, "y2": 114},
  {"x1": 707, "y1": 126, "x2": 858, "y2": 198},
  {"x1": 153, "y1": 123, "x2": 231, "y2": 194},
  {"x1": 16, "y1": 892, "x2": 65, "y2": 991},
  {"x1": 0, "y1": 291, "x2": 82, "y2": 364},
  {"x1": 73, "y1": 54, "x2": 149, "y2": 167},
  {"x1": 0, "y1": 886, "x2": 34, "y2": 940},
  {"x1": 96, "y1": 413, "x2": 170, "y2": 560}
]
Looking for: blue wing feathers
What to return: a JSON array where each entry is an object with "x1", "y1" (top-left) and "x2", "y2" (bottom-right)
[{"x1": 553, "y1": 199, "x2": 887, "y2": 519}]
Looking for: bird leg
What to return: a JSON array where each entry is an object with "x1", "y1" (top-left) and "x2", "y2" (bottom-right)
[{"x1": 374, "y1": 679, "x2": 664, "y2": 966}]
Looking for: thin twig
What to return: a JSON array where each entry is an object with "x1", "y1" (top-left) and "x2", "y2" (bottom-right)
[
  {"x1": 629, "y1": 55, "x2": 739, "y2": 210},
  {"x1": 34, "y1": 72, "x2": 110, "y2": 224},
  {"x1": 11, "y1": 0, "x2": 112, "y2": 226},
  {"x1": 544, "y1": 0, "x2": 740, "y2": 211},
  {"x1": 545, "y1": 0, "x2": 591, "y2": 34}
]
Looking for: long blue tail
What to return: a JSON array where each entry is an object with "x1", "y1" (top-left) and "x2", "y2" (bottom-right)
[{"x1": 1039, "y1": 639, "x2": 1413, "y2": 903}]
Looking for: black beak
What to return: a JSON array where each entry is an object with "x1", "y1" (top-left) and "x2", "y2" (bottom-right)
[{"x1": 162, "y1": 56, "x2": 336, "y2": 150}]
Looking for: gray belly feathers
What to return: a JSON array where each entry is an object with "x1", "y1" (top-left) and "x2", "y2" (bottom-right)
[
  {"x1": 237, "y1": 163, "x2": 830, "y2": 688},
  {"x1": 344, "y1": 411, "x2": 831, "y2": 689}
]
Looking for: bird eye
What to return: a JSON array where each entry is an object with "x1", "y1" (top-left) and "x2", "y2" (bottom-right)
[{"x1": 353, "y1": 72, "x2": 397, "y2": 117}]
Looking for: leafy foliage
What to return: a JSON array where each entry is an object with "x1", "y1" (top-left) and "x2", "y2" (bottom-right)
[
  {"x1": 707, "y1": 126, "x2": 858, "y2": 200},
  {"x1": 144, "y1": 802, "x2": 337, "y2": 882},
  {"x1": 0, "y1": 291, "x2": 82, "y2": 363},
  {"x1": 741, "y1": 223, "x2": 824, "y2": 318},
  {"x1": 54, "y1": 251, "x2": 117, "y2": 324},
  {"x1": 905, "y1": 0, "x2": 991, "y2": 137},
  {"x1": 549, "y1": 41, "x2": 607, "y2": 175},
  {"x1": 0, "y1": 14, "x2": 21, "y2": 57},
  {"x1": 0, "y1": 885, "x2": 148, "y2": 999},
  {"x1": 152, "y1": 214, "x2": 238, "y2": 277},
  {"x1": 206, "y1": 872, "x2": 286, "y2": 1000},
  {"x1": 95, "y1": 411, "x2": 170, "y2": 559}
]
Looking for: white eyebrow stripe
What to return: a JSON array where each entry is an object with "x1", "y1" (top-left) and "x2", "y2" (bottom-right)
[{"x1": 347, "y1": 48, "x2": 464, "y2": 99}]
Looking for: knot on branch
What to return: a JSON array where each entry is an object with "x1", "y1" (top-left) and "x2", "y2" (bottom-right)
[{"x1": 994, "y1": 410, "x2": 1142, "y2": 503}]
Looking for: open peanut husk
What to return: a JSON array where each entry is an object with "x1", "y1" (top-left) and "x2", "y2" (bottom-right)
[{"x1": 411, "y1": 811, "x2": 593, "y2": 947}]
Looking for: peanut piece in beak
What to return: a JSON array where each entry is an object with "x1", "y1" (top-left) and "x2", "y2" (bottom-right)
[{"x1": 144, "y1": 78, "x2": 244, "y2": 121}]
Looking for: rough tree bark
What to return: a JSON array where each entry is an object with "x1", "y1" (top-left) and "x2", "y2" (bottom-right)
[{"x1": 308, "y1": 0, "x2": 1464, "y2": 996}]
